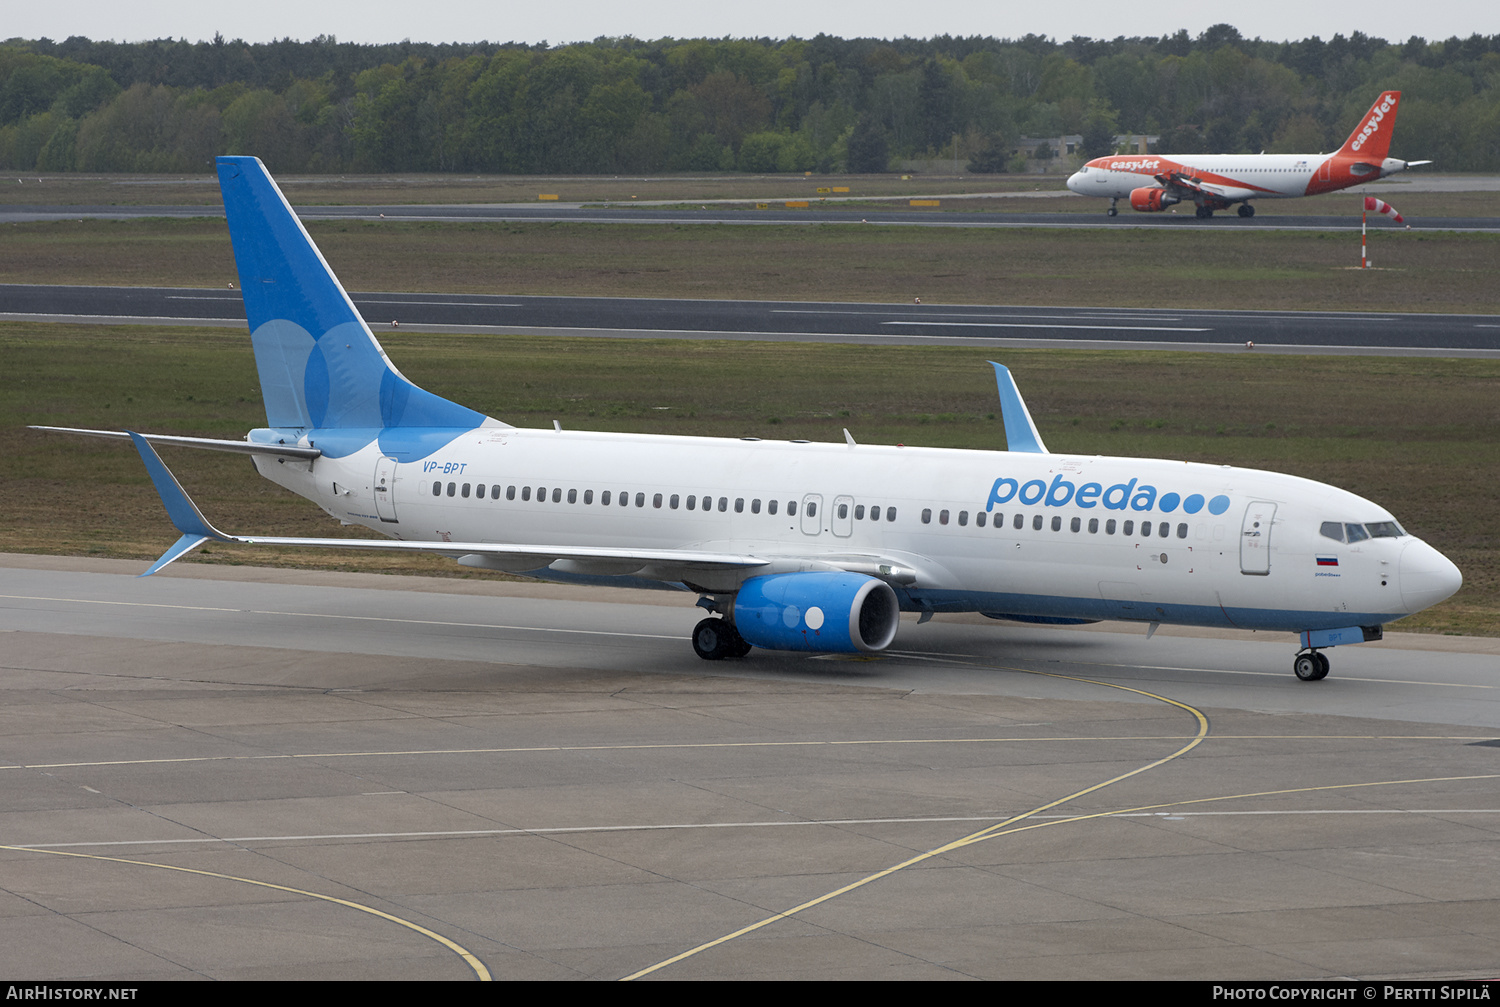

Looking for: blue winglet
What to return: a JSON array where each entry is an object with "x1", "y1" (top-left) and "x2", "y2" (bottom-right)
[
  {"x1": 129, "y1": 432, "x2": 229, "y2": 575},
  {"x1": 988, "y1": 363, "x2": 1049, "y2": 454}
]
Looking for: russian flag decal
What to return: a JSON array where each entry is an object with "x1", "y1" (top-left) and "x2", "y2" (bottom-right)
[{"x1": 1316, "y1": 556, "x2": 1340, "y2": 567}]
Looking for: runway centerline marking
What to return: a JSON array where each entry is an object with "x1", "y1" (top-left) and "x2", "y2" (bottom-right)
[
  {"x1": 15, "y1": 803, "x2": 1500, "y2": 851},
  {"x1": 0, "y1": 846, "x2": 492, "y2": 981},
  {"x1": 3, "y1": 733, "x2": 1490, "y2": 773}
]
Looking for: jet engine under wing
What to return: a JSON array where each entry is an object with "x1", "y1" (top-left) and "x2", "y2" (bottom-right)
[{"x1": 128, "y1": 430, "x2": 769, "y2": 578}]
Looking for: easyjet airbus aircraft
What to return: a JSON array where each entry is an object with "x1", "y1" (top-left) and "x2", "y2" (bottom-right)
[{"x1": 1066, "y1": 91, "x2": 1428, "y2": 218}]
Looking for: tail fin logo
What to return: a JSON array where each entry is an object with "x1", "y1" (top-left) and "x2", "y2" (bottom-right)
[{"x1": 1350, "y1": 94, "x2": 1398, "y2": 153}]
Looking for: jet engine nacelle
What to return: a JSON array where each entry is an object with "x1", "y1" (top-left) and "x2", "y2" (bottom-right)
[
  {"x1": 733, "y1": 572, "x2": 900, "y2": 653},
  {"x1": 1130, "y1": 187, "x2": 1179, "y2": 212}
]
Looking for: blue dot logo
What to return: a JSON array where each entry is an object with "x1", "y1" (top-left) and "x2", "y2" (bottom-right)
[
  {"x1": 1159, "y1": 492, "x2": 1180, "y2": 513},
  {"x1": 1183, "y1": 494, "x2": 1205, "y2": 514},
  {"x1": 1208, "y1": 494, "x2": 1231, "y2": 515}
]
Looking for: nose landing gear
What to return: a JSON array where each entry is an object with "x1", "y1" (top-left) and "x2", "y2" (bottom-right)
[{"x1": 1293, "y1": 650, "x2": 1330, "y2": 681}]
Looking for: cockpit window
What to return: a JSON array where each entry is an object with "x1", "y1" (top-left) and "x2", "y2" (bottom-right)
[
  {"x1": 1366, "y1": 521, "x2": 1405, "y2": 538},
  {"x1": 1320, "y1": 521, "x2": 1345, "y2": 542},
  {"x1": 1345, "y1": 523, "x2": 1370, "y2": 543}
]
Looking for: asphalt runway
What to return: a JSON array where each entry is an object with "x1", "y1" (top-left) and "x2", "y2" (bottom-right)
[
  {"x1": 3, "y1": 555, "x2": 1498, "y2": 980},
  {"x1": 6, "y1": 284, "x2": 1499, "y2": 356},
  {"x1": 5, "y1": 201, "x2": 1498, "y2": 233}
]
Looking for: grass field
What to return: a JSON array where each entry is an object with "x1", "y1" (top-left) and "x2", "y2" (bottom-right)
[
  {"x1": 4, "y1": 324, "x2": 1495, "y2": 635},
  {"x1": 4, "y1": 217, "x2": 1499, "y2": 313}
]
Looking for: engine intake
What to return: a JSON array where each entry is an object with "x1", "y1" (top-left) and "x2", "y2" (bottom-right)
[
  {"x1": 1130, "y1": 187, "x2": 1179, "y2": 212},
  {"x1": 733, "y1": 572, "x2": 900, "y2": 653}
]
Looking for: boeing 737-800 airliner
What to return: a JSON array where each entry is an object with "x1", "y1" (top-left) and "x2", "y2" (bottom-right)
[
  {"x1": 36, "y1": 157, "x2": 1461, "y2": 681},
  {"x1": 1067, "y1": 91, "x2": 1429, "y2": 218}
]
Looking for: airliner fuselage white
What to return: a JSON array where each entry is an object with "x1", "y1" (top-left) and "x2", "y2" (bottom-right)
[
  {"x1": 38, "y1": 156, "x2": 1462, "y2": 681},
  {"x1": 1067, "y1": 92, "x2": 1429, "y2": 218}
]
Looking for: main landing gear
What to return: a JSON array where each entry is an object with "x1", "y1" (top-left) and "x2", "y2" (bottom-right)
[
  {"x1": 1194, "y1": 205, "x2": 1214, "y2": 219},
  {"x1": 692, "y1": 617, "x2": 752, "y2": 660},
  {"x1": 1238, "y1": 203, "x2": 1255, "y2": 218},
  {"x1": 1293, "y1": 650, "x2": 1331, "y2": 681},
  {"x1": 1107, "y1": 198, "x2": 1119, "y2": 217}
]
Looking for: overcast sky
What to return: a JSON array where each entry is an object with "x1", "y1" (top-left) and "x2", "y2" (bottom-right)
[{"x1": 7, "y1": 1, "x2": 1496, "y2": 48}]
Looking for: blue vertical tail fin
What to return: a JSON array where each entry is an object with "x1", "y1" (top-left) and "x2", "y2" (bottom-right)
[{"x1": 217, "y1": 156, "x2": 489, "y2": 433}]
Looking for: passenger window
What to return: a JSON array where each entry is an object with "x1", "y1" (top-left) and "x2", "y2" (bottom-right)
[
  {"x1": 619, "y1": 491, "x2": 629, "y2": 507},
  {"x1": 887, "y1": 507, "x2": 896, "y2": 521},
  {"x1": 751, "y1": 499, "x2": 761, "y2": 514},
  {"x1": 447, "y1": 482, "x2": 456, "y2": 497},
  {"x1": 1013, "y1": 513, "x2": 1023, "y2": 530},
  {"x1": 1177, "y1": 523, "x2": 1188, "y2": 539},
  {"x1": 432, "y1": 481, "x2": 441, "y2": 496},
  {"x1": 1032, "y1": 514, "x2": 1043, "y2": 530},
  {"x1": 957, "y1": 511, "x2": 967, "y2": 526},
  {"x1": 1088, "y1": 518, "x2": 1098, "y2": 533},
  {"x1": 601, "y1": 490, "x2": 611, "y2": 505},
  {"x1": 1071, "y1": 517, "x2": 1081, "y2": 532},
  {"x1": 568, "y1": 488, "x2": 577, "y2": 504},
  {"x1": 670, "y1": 494, "x2": 680, "y2": 509},
  {"x1": 654, "y1": 493, "x2": 663, "y2": 509},
  {"x1": 768, "y1": 499, "x2": 778, "y2": 515},
  {"x1": 1123, "y1": 520, "x2": 1134, "y2": 535},
  {"x1": 521, "y1": 486, "x2": 530, "y2": 501},
  {"x1": 976, "y1": 512, "x2": 986, "y2": 528},
  {"x1": 1051, "y1": 516, "x2": 1062, "y2": 531},
  {"x1": 854, "y1": 504, "x2": 864, "y2": 520},
  {"x1": 461, "y1": 483, "x2": 471, "y2": 498},
  {"x1": 922, "y1": 508, "x2": 932, "y2": 525},
  {"x1": 735, "y1": 498, "x2": 744, "y2": 513},
  {"x1": 1106, "y1": 519, "x2": 1115, "y2": 534},
  {"x1": 553, "y1": 488, "x2": 562, "y2": 503},
  {"x1": 805, "y1": 501, "x2": 816, "y2": 517},
  {"x1": 1320, "y1": 521, "x2": 1344, "y2": 542},
  {"x1": 476, "y1": 484, "x2": 485, "y2": 500},
  {"x1": 788, "y1": 501, "x2": 797, "y2": 517},
  {"x1": 686, "y1": 495, "x2": 695, "y2": 510},
  {"x1": 939, "y1": 509, "x2": 949, "y2": 525},
  {"x1": 537, "y1": 486, "x2": 546, "y2": 501},
  {"x1": 507, "y1": 485, "x2": 516, "y2": 501},
  {"x1": 870, "y1": 505, "x2": 880, "y2": 521},
  {"x1": 492, "y1": 485, "x2": 500, "y2": 500},
  {"x1": 636, "y1": 492, "x2": 646, "y2": 508},
  {"x1": 584, "y1": 489, "x2": 594, "y2": 504},
  {"x1": 838, "y1": 503, "x2": 849, "y2": 519},
  {"x1": 1160, "y1": 523, "x2": 1170, "y2": 538},
  {"x1": 717, "y1": 496, "x2": 727, "y2": 512}
]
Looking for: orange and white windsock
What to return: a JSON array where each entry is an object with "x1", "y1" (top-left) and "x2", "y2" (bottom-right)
[{"x1": 1364, "y1": 196, "x2": 1403, "y2": 223}]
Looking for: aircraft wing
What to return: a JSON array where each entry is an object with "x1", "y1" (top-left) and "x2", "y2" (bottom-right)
[{"x1": 1154, "y1": 170, "x2": 1262, "y2": 203}]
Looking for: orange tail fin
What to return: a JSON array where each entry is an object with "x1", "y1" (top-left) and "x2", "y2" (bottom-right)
[{"x1": 1336, "y1": 91, "x2": 1401, "y2": 161}]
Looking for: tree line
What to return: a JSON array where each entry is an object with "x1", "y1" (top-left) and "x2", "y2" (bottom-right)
[{"x1": 2, "y1": 27, "x2": 1497, "y2": 174}]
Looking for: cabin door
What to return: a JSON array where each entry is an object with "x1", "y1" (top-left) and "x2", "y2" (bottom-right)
[
  {"x1": 831, "y1": 495, "x2": 854, "y2": 537},
  {"x1": 1239, "y1": 501, "x2": 1275, "y2": 575},
  {"x1": 374, "y1": 457, "x2": 399, "y2": 523},
  {"x1": 801, "y1": 494, "x2": 823, "y2": 536}
]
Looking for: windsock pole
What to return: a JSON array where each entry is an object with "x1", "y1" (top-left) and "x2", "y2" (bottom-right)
[{"x1": 1362, "y1": 207, "x2": 1368, "y2": 269}]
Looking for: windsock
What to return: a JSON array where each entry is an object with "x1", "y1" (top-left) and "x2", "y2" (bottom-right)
[{"x1": 1364, "y1": 196, "x2": 1403, "y2": 223}]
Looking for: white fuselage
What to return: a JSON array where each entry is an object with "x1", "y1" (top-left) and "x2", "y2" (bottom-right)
[{"x1": 251, "y1": 424, "x2": 1454, "y2": 633}]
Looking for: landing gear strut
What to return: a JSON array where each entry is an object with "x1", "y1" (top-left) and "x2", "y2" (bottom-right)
[
  {"x1": 1293, "y1": 650, "x2": 1330, "y2": 681},
  {"x1": 1107, "y1": 198, "x2": 1118, "y2": 217},
  {"x1": 692, "y1": 617, "x2": 751, "y2": 660}
]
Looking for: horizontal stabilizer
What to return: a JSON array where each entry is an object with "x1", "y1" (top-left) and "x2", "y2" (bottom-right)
[
  {"x1": 988, "y1": 362, "x2": 1048, "y2": 454},
  {"x1": 32, "y1": 426, "x2": 321, "y2": 460}
]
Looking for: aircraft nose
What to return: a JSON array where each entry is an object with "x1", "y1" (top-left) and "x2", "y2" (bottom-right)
[
  {"x1": 1399, "y1": 539, "x2": 1463, "y2": 612},
  {"x1": 1066, "y1": 170, "x2": 1085, "y2": 193}
]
